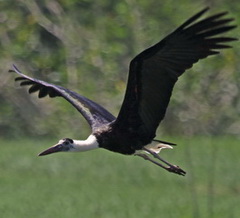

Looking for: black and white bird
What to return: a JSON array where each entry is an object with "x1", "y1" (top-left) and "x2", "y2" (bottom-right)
[{"x1": 10, "y1": 8, "x2": 236, "y2": 176}]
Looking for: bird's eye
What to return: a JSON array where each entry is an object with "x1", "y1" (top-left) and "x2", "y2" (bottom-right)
[{"x1": 64, "y1": 138, "x2": 73, "y2": 144}]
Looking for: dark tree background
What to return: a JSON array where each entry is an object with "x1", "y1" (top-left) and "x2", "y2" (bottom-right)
[{"x1": 0, "y1": 0, "x2": 239, "y2": 139}]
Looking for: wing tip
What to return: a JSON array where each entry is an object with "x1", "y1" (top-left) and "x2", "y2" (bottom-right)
[
  {"x1": 176, "y1": 7, "x2": 210, "y2": 31},
  {"x1": 9, "y1": 64, "x2": 21, "y2": 74}
]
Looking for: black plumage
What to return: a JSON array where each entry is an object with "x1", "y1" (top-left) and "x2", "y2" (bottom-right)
[{"x1": 10, "y1": 8, "x2": 236, "y2": 175}]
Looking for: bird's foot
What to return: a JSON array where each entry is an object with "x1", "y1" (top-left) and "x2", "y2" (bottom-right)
[
  {"x1": 137, "y1": 147, "x2": 186, "y2": 176},
  {"x1": 166, "y1": 165, "x2": 186, "y2": 176}
]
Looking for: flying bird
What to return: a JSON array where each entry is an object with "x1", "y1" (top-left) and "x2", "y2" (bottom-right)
[{"x1": 10, "y1": 8, "x2": 236, "y2": 176}]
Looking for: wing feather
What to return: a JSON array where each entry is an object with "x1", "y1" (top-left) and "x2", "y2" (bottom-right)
[
  {"x1": 115, "y1": 8, "x2": 237, "y2": 141},
  {"x1": 10, "y1": 65, "x2": 115, "y2": 130}
]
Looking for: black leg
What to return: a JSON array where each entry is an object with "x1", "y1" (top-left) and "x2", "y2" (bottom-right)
[
  {"x1": 136, "y1": 148, "x2": 186, "y2": 176},
  {"x1": 135, "y1": 153, "x2": 170, "y2": 171}
]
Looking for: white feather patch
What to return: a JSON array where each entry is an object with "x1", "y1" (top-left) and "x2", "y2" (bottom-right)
[{"x1": 144, "y1": 143, "x2": 173, "y2": 154}]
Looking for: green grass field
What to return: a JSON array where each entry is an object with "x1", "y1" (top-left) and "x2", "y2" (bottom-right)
[{"x1": 0, "y1": 136, "x2": 239, "y2": 218}]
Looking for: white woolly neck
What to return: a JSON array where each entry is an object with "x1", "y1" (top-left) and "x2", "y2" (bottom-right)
[{"x1": 72, "y1": 135, "x2": 99, "y2": 152}]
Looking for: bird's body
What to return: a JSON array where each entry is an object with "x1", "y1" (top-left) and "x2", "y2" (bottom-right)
[
  {"x1": 10, "y1": 8, "x2": 236, "y2": 176},
  {"x1": 95, "y1": 124, "x2": 146, "y2": 155}
]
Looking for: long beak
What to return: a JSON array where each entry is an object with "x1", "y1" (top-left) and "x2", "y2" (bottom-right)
[{"x1": 38, "y1": 143, "x2": 63, "y2": 156}]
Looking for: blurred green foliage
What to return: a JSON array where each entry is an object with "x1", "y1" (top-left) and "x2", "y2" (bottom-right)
[
  {"x1": 0, "y1": 137, "x2": 239, "y2": 217},
  {"x1": 0, "y1": 0, "x2": 239, "y2": 138}
]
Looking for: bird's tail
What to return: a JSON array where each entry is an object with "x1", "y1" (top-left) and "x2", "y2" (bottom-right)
[{"x1": 144, "y1": 142, "x2": 173, "y2": 154}]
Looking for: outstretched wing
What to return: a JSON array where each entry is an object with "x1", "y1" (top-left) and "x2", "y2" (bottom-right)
[
  {"x1": 10, "y1": 65, "x2": 116, "y2": 130},
  {"x1": 115, "y1": 8, "x2": 237, "y2": 141}
]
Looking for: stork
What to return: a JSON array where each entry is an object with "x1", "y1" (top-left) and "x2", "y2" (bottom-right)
[{"x1": 10, "y1": 8, "x2": 236, "y2": 176}]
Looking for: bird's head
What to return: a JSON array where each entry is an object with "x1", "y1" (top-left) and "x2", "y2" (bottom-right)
[
  {"x1": 38, "y1": 135, "x2": 99, "y2": 156},
  {"x1": 38, "y1": 138, "x2": 75, "y2": 156}
]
